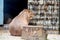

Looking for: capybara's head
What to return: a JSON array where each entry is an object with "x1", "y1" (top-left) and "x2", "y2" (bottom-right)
[{"x1": 19, "y1": 9, "x2": 35, "y2": 20}]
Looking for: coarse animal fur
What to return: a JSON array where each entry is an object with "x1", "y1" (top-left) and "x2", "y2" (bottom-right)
[{"x1": 9, "y1": 9, "x2": 34, "y2": 36}]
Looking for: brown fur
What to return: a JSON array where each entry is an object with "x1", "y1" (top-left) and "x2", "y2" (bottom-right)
[{"x1": 9, "y1": 9, "x2": 34, "y2": 36}]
